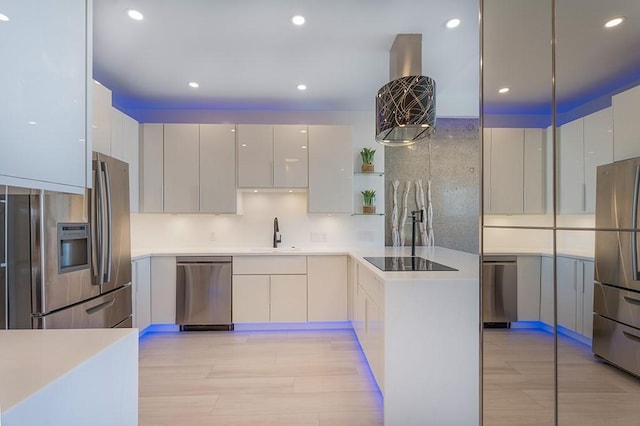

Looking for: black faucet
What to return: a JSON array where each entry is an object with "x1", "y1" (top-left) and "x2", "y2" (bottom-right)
[
  {"x1": 409, "y1": 210, "x2": 424, "y2": 257},
  {"x1": 273, "y1": 217, "x2": 282, "y2": 248}
]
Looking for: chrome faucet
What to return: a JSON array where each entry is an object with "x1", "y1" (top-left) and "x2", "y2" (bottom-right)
[{"x1": 273, "y1": 217, "x2": 282, "y2": 248}]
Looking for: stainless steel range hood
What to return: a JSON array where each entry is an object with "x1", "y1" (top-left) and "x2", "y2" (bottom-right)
[{"x1": 375, "y1": 34, "x2": 436, "y2": 147}]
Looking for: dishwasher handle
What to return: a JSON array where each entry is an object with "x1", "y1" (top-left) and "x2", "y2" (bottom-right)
[{"x1": 176, "y1": 256, "x2": 232, "y2": 265}]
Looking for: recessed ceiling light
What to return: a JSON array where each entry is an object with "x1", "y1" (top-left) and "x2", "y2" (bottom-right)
[
  {"x1": 445, "y1": 18, "x2": 461, "y2": 29},
  {"x1": 28, "y1": 121, "x2": 37, "y2": 125},
  {"x1": 127, "y1": 9, "x2": 144, "y2": 20},
  {"x1": 241, "y1": 144, "x2": 247, "y2": 147},
  {"x1": 300, "y1": 129, "x2": 307, "y2": 133},
  {"x1": 604, "y1": 16, "x2": 625, "y2": 28},
  {"x1": 0, "y1": 13, "x2": 9, "y2": 22},
  {"x1": 253, "y1": 190, "x2": 258, "y2": 193},
  {"x1": 292, "y1": 15, "x2": 305, "y2": 26},
  {"x1": 498, "y1": 87, "x2": 510, "y2": 94},
  {"x1": 297, "y1": 84, "x2": 307, "y2": 91},
  {"x1": 188, "y1": 82, "x2": 199, "y2": 88},
  {"x1": 301, "y1": 146, "x2": 307, "y2": 149}
]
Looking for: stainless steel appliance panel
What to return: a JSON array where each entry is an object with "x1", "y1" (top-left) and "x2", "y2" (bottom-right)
[
  {"x1": 91, "y1": 153, "x2": 131, "y2": 293},
  {"x1": 595, "y1": 158, "x2": 640, "y2": 231},
  {"x1": 176, "y1": 256, "x2": 232, "y2": 329},
  {"x1": 40, "y1": 190, "x2": 95, "y2": 313},
  {"x1": 482, "y1": 256, "x2": 518, "y2": 324},
  {"x1": 35, "y1": 284, "x2": 132, "y2": 329},
  {"x1": 593, "y1": 314, "x2": 640, "y2": 377},
  {"x1": 595, "y1": 230, "x2": 640, "y2": 293},
  {"x1": 594, "y1": 282, "x2": 640, "y2": 330},
  {"x1": 1, "y1": 187, "x2": 5, "y2": 329}
]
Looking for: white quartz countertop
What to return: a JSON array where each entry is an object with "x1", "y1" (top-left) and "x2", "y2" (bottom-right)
[
  {"x1": 0, "y1": 328, "x2": 137, "y2": 413},
  {"x1": 132, "y1": 246, "x2": 349, "y2": 260}
]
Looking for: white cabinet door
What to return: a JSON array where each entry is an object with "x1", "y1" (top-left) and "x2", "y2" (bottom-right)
[
  {"x1": 150, "y1": 256, "x2": 177, "y2": 324},
  {"x1": 110, "y1": 108, "x2": 125, "y2": 161},
  {"x1": 583, "y1": 108, "x2": 613, "y2": 213},
  {"x1": 133, "y1": 257, "x2": 151, "y2": 332},
  {"x1": 122, "y1": 113, "x2": 140, "y2": 213},
  {"x1": 516, "y1": 256, "x2": 541, "y2": 321},
  {"x1": 140, "y1": 124, "x2": 164, "y2": 212},
  {"x1": 559, "y1": 118, "x2": 585, "y2": 214},
  {"x1": 557, "y1": 256, "x2": 578, "y2": 331},
  {"x1": 523, "y1": 129, "x2": 545, "y2": 213},
  {"x1": 273, "y1": 125, "x2": 308, "y2": 188},
  {"x1": 489, "y1": 128, "x2": 524, "y2": 214},
  {"x1": 308, "y1": 125, "x2": 353, "y2": 213},
  {"x1": 0, "y1": 0, "x2": 88, "y2": 192},
  {"x1": 307, "y1": 256, "x2": 348, "y2": 321},
  {"x1": 540, "y1": 256, "x2": 554, "y2": 326},
  {"x1": 270, "y1": 275, "x2": 307, "y2": 322},
  {"x1": 93, "y1": 81, "x2": 112, "y2": 156},
  {"x1": 232, "y1": 275, "x2": 270, "y2": 323},
  {"x1": 237, "y1": 125, "x2": 273, "y2": 188},
  {"x1": 612, "y1": 84, "x2": 640, "y2": 161},
  {"x1": 581, "y1": 260, "x2": 595, "y2": 339},
  {"x1": 164, "y1": 124, "x2": 200, "y2": 213},
  {"x1": 200, "y1": 124, "x2": 237, "y2": 213}
]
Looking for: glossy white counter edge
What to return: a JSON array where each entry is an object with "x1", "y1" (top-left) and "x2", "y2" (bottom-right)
[{"x1": 0, "y1": 329, "x2": 138, "y2": 426}]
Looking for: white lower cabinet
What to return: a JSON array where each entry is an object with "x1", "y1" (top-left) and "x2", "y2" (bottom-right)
[
  {"x1": 232, "y1": 275, "x2": 270, "y2": 323},
  {"x1": 557, "y1": 257, "x2": 594, "y2": 338},
  {"x1": 150, "y1": 256, "x2": 177, "y2": 324},
  {"x1": 232, "y1": 255, "x2": 308, "y2": 324},
  {"x1": 540, "y1": 256, "x2": 554, "y2": 327},
  {"x1": 307, "y1": 256, "x2": 348, "y2": 321},
  {"x1": 132, "y1": 257, "x2": 151, "y2": 332},
  {"x1": 516, "y1": 256, "x2": 541, "y2": 321}
]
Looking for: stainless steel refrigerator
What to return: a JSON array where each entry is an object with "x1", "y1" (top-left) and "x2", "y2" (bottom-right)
[
  {"x1": 0, "y1": 152, "x2": 132, "y2": 329},
  {"x1": 593, "y1": 156, "x2": 640, "y2": 376}
]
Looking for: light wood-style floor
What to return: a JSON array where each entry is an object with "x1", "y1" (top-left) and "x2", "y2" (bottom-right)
[
  {"x1": 483, "y1": 328, "x2": 640, "y2": 426},
  {"x1": 138, "y1": 329, "x2": 383, "y2": 426}
]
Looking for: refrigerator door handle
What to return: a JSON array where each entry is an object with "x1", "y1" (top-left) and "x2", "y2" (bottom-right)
[
  {"x1": 632, "y1": 165, "x2": 640, "y2": 281},
  {"x1": 102, "y1": 161, "x2": 113, "y2": 284},
  {"x1": 97, "y1": 160, "x2": 107, "y2": 285},
  {"x1": 85, "y1": 298, "x2": 116, "y2": 315},
  {"x1": 90, "y1": 164, "x2": 100, "y2": 283}
]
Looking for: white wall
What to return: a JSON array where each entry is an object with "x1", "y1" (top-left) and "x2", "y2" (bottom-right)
[{"x1": 131, "y1": 192, "x2": 384, "y2": 250}]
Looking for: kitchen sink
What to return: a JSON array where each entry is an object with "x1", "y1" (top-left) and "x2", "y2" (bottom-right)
[{"x1": 243, "y1": 247, "x2": 300, "y2": 253}]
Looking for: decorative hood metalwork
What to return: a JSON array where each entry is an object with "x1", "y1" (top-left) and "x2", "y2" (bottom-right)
[{"x1": 375, "y1": 34, "x2": 436, "y2": 147}]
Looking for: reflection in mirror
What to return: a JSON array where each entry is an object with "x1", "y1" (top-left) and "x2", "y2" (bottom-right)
[
  {"x1": 556, "y1": 0, "x2": 640, "y2": 418},
  {"x1": 482, "y1": 0, "x2": 554, "y2": 230},
  {"x1": 482, "y1": 0, "x2": 555, "y2": 424}
]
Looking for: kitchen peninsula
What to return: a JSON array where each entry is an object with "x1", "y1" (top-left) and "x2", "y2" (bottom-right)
[{"x1": 133, "y1": 246, "x2": 479, "y2": 425}]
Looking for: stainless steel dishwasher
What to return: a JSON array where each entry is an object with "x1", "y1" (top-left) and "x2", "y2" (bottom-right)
[
  {"x1": 176, "y1": 256, "x2": 233, "y2": 331},
  {"x1": 482, "y1": 256, "x2": 518, "y2": 327}
]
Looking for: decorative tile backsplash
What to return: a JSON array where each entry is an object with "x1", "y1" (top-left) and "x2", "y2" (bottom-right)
[{"x1": 384, "y1": 118, "x2": 480, "y2": 254}]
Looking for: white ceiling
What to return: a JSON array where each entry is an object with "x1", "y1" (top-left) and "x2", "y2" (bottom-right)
[{"x1": 93, "y1": 0, "x2": 640, "y2": 118}]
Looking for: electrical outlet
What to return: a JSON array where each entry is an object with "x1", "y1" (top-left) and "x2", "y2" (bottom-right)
[
  {"x1": 311, "y1": 232, "x2": 328, "y2": 242},
  {"x1": 209, "y1": 232, "x2": 216, "y2": 241}
]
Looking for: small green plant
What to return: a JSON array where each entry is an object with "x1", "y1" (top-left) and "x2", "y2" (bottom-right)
[
  {"x1": 361, "y1": 189, "x2": 376, "y2": 206},
  {"x1": 360, "y1": 147, "x2": 376, "y2": 165}
]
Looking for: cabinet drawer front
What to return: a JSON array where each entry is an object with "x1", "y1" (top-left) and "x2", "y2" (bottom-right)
[
  {"x1": 594, "y1": 282, "x2": 640, "y2": 329},
  {"x1": 233, "y1": 255, "x2": 307, "y2": 275},
  {"x1": 593, "y1": 315, "x2": 640, "y2": 376},
  {"x1": 357, "y1": 262, "x2": 382, "y2": 303}
]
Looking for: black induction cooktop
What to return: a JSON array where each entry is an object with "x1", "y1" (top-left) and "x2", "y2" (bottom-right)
[{"x1": 364, "y1": 256, "x2": 458, "y2": 272}]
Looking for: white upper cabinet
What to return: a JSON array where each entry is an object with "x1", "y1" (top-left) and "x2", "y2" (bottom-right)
[
  {"x1": 163, "y1": 124, "x2": 200, "y2": 213},
  {"x1": 237, "y1": 124, "x2": 309, "y2": 189},
  {"x1": 559, "y1": 118, "x2": 585, "y2": 214},
  {"x1": 612, "y1": 85, "x2": 640, "y2": 161},
  {"x1": 93, "y1": 81, "x2": 112, "y2": 156},
  {"x1": 200, "y1": 124, "x2": 237, "y2": 213},
  {"x1": 273, "y1": 125, "x2": 308, "y2": 188},
  {"x1": 308, "y1": 125, "x2": 353, "y2": 214},
  {"x1": 122, "y1": 113, "x2": 140, "y2": 213},
  {"x1": 140, "y1": 124, "x2": 164, "y2": 213},
  {"x1": 559, "y1": 108, "x2": 613, "y2": 214},
  {"x1": 237, "y1": 125, "x2": 274, "y2": 188},
  {"x1": 0, "y1": 0, "x2": 90, "y2": 193},
  {"x1": 484, "y1": 128, "x2": 545, "y2": 214},
  {"x1": 110, "y1": 108, "x2": 125, "y2": 161}
]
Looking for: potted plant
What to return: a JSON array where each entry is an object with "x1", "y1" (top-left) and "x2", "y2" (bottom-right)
[
  {"x1": 360, "y1": 147, "x2": 376, "y2": 172},
  {"x1": 361, "y1": 189, "x2": 376, "y2": 214}
]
